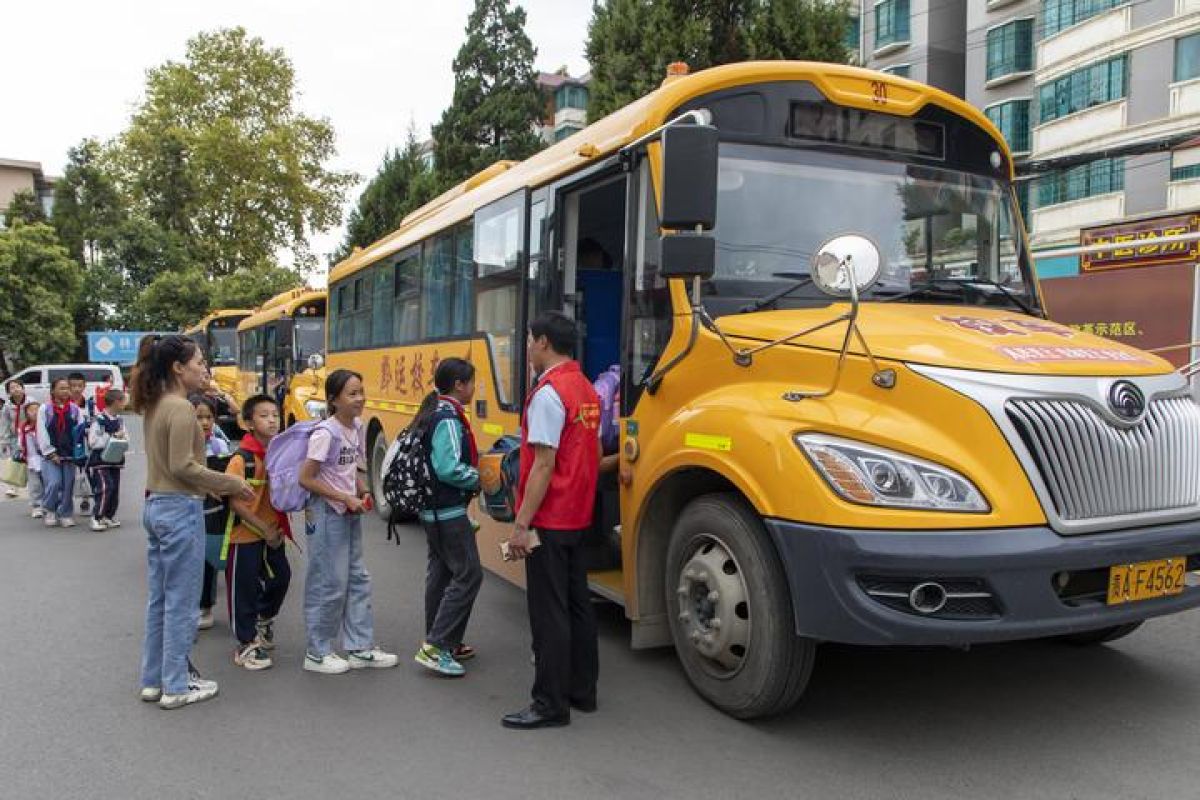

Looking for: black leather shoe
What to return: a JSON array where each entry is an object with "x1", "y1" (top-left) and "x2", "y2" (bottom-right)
[
  {"x1": 570, "y1": 698, "x2": 597, "y2": 713},
  {"x1": 501, "y1": 706, "x2": 570, "y2": 730}
]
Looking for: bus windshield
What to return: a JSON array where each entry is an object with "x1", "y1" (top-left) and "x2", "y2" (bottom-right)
[
  {"x1": 295, "y1": 318, "x2": 325, "y2": 363},
  {"x1": 708, "y1": 143, "x2": 1038, "y2": 315},
  {"x1": 208, "y1": 327, "x2": 238, "y2": 366}
]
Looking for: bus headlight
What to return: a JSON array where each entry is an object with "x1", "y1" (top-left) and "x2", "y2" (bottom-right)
[
  {"x1": 794, "y1": 433, "x2": 988, "y2": 512},
  {"x1": 305, "y1": 400, "x2": 327, "y2": 419}
]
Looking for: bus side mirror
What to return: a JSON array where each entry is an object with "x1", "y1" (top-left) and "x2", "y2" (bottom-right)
[
  {"x1": 659, "y1": 234, "x2": 716, "y2": 280},
  {"x1": 307, "y1": 353, "x2": 325, "y2": 372},
  {"x1": 660, "y1": 124, "x2": 719, "y2": 230}
]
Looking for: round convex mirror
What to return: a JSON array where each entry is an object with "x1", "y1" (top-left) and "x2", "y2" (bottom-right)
[
  {"x1": 811, "y1": 234, "x2": 883, "y2": 297},
  {"x1": 308, "y1": 353, "x2": 325, "y2": 371}
]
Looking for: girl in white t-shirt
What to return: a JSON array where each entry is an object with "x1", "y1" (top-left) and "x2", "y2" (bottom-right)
[{"x1": 298, "y1": 369, "x2": 398, "y2": 674}]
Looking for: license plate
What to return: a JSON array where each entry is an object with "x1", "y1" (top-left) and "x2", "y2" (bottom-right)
[{"x1": 1107, "y1": 557, "x2": 1187, "y2": 605}]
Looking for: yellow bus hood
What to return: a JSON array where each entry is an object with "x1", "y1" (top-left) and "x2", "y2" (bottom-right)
[{"x1": 715, "y1": 304, "x2": 1174, "y2": 376}]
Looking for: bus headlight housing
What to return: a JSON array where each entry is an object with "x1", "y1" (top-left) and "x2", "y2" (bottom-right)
[
  {"x1": 795, "y1": 433, "x2": 988, "y2": 512},
  {"x1": 305, "y1": 400, "x2": 327, "y2": 419}
]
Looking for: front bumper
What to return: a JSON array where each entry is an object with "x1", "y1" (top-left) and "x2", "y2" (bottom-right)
[{"x1": 765, "y1": 517, "x2": 1200, "y2": 646}]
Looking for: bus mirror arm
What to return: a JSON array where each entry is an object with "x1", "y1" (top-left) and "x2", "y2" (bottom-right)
[{"x1": 646, "y1": 277, "x2": 705, "y2": 395}]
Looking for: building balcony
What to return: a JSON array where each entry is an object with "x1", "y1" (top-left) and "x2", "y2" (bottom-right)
[
  {"x1": 1179, "y1": 0, "x2": 1200, "y2": 15},
  {"x1": 1032, "y1": 100, "x2": 1126, "y2": 156},
  {"x1": 1029, "y1": 191, "x2": 1125, "y2": 239},
  {"x1": 1168, "y1": 178, "x2": 1200, "y2": 211},
  {"x1": 1037, "y1": 4, "x2": 1131, "y2": 72},
  {"x1": 1170, "y1": 77, "x2": 1200, "y2": 116},
  {"x1": 554, "y1": 106, "x2": 587, "y2": 129}
]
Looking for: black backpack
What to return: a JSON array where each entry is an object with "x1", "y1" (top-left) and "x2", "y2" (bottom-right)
[
  {"x1": 203, "y1": 449, "x2": 255, "y2": 568},
  {"x1": 382, "y1": 424, "x2": 434, "y2": 543}
]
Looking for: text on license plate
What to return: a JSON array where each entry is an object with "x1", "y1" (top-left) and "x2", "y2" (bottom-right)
[{"x1": 1107, "y1": 557, "x2": 1187, "y2": 605}]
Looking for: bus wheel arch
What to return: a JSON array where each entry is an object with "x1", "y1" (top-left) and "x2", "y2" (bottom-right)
[{"x1": 366, "y1": 418, "x2": 391, "y2": 520}]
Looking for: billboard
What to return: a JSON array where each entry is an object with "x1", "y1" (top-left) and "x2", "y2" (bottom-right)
[{"x1": 1081, "y1": 213, "x2": 1200, "y2": 273}]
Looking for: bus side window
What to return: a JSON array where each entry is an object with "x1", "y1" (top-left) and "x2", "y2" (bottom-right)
[{"x1": 475, "y1": 191, "x2": 526, "y2": 408}]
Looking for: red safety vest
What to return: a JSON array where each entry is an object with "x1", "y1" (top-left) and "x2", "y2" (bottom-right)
[{"x1": 517, "y1": 360, "x2": 601, "y2": 531}]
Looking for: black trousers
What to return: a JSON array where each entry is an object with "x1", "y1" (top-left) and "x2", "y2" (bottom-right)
[
  {"x1": 423, "y1": 514, "x2": 483, "y2": 650},
  {"x1": 201, "y1": 561, "x2": 218, "y2": 610},
  {"x1": 90, "y1": 467, "x2": 120, "y2": 520},
  {"x1": 225, "y1": 540, "x2": 291, "y2": 645},
  {"x1": 525, "y1": 528, "x2": 599, "y2": 716}
]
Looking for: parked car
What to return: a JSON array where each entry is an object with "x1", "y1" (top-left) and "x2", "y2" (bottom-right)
[{"x1": 1, "y1": 364, "x2": 125, "y2": 406}]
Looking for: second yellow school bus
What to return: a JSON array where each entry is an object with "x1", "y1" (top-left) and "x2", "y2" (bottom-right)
[
  {"x1": 235, "y1": 288, "x2": 328, "y2": 425},
  {"x1": 183, "y1": 309, "x2": 252, "y2": 397},
  {"x1": 328, "y1": 61, "x2": 1200, "y2": 718}
]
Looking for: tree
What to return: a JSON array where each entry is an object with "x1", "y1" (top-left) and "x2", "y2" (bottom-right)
[
  {"x1": 114, "y1": 27, "x2": 357, "y2": 277},
  {"x1": 336, "y1": 127, "x2": 438, "y2": 262},
  {"x1": 586, "y1": 0, "x2": 853, "y2": 119},
  {"x1": 0, "y1": 222, "x2": 83, "y2": 372},
  {"x1": 433, "y1": 0, "x2": 545, "y2": 185},
  {"x1": 135, "y1": 267, "x2": 214, "y2": 331},
  {"x1": 52, "y1": 139, "x2": 124, "y2": 269},
  {"x1": 4, "y1": 189, "x2": 47, "y2": 226},
  {"x1": 211, "y1": 264, "x2": 302, "y2": 310}
]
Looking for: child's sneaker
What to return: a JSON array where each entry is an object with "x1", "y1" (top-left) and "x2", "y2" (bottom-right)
[
  {"x1": 5, "y1": 486, "x2": 18, "y2": 498},
  {"x1": 90, "y1": 518, "x2": 107, "y2": 532},
  {"x1": 255, "y1": 618, "x2": 276, "y2": 651},
  {"x1": 59, "y1": 517, "x2": 76, "y2": 528},
  {"x1": 197, "y1": 608, "x2": 214, "y2": 630},
  {"x1": 234, "y1": 642, "x2": 273, "y2": 671},
  {"x1": 348, "y1": 647, "x2": 399, "y2": 670},
  {"x1": 158, "y1": 676, "x2": 218, "y2": 710},
  {"x1": 303, "y1": 652, "x2": 350, "y2": 674},
  {"x1": 43, "y1": 513, "x2": 57, "y2": 527},
  {"x1": 30, "y1": 507, "x2": 44, "y2": 519},
  {"x1": 106, "y1": 518, "x2": 121, "y2": 528},
  {"x1": 414, "y1": 643, "x2": 465, "y2": 677},
  {"x1": 139, "y1": 687, "x2": 162, "y2": 703}
]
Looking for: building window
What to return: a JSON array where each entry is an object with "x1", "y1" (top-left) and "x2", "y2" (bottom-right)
[
  {"x1": 1171, "y1": 163, "x2": 1200, "y2": 181},
  {"x1": 1037, "y1": 55, "x2": 1127, "y2": 123},
  {"x1": 985, "y1": 99, "x2": 1032, "y2": 154},
  {"x1": 845, "y1": 14, "x2": 861, "y2": 53},
  {"x1": 555, "y1": 85, "x2": 588, "y2": 111},
  {"x1": 553, "y1": 125, "x2": 583, "y2": 142},
  {"x1": 874, "y1": 0, "x2": 910, "y2": 50},
  {"x1": 1175, "y1": 33, "x2": 1200, "y2": 82},
  {"x1": 1034, "y1": 157, "x2": 1124, "y2": 206},
  {"x1": 881, "y1": 64, "x2": 911, "y2": 78},
  {"x1": 986, "y1": 18, "x2": 1033, "y2": 81},
  {"x1": 1041, "y1": 0, "x2": 1125, "y2": 40}
]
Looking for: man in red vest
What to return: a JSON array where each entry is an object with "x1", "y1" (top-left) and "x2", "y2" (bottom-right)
[{"x1": 502, "y1": 311, "x2": 601, "y2": 730}]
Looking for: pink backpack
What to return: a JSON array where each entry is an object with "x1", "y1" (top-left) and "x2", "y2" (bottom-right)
[{"x1": 266, "y1": 419, "x2": 342, "y2": 513}]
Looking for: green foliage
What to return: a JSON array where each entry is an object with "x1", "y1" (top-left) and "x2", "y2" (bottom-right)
[
  {"x1": 136, "y1": 267, "x2": 214, "y2": 331},
  {"x1": 0, "y1": 223, "x2": 83, "y2": 369},
  {"x1": 336, "y1": 129, "x2": 438, "y2": 262},
  {"x1": 586, "y1": 0, "x2": 853, "y2": 119},
  {"x1": 115, "y1": 27, "x2": 357, "y2": 276},
  {"x1": 52, "y1": 139, "x2": 124, "y2": 268},
  {"x1": 433, "y1": 0, "x2": 545, "y2": 185},
  {"x1": 5, "y1": 189, "x2": 47, "y2": 225},
  {"x1": 211, "y1": 264, "x2": 302, "y2": 310}
]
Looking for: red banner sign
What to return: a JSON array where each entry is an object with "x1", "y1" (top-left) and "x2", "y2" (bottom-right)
[{"x1": 1081, "y1": 213, "x2": 1200, "y2": 272}]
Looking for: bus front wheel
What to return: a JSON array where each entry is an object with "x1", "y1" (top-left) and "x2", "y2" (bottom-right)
[
  {"x1": 666, "y1": 493, "x2": 815, "y2": 720},
  {"x1": 368, "y1": 431, "x2": 392, "y2": 521}
]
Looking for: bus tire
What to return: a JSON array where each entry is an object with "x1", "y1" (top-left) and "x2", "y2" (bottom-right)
[
  {"x1": 368, "y1": 431, "x2": 394, "y2": 521},
  {"x1": 1056, "y1": 621, "x2": 1143, "y2": 646},
  {"x1": 666, "y1": 493, "x2": 815, "y2": 720}
]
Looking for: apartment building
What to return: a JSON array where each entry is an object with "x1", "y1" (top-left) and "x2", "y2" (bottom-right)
[
  {"x1": 0, "y1": 158, "x2": 56, "y2": 227},
  {"x1": 852, "y1": 0, "x2": 968, "y2": 97},
  {"x1": 535, "y1": 70, "x2": 590, "y2": 144}
]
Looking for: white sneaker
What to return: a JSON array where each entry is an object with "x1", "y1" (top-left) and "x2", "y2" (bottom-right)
[
  {"x1": 139, "y1": 687, "x2": 162, "y2": 703},
  {"x1": 5, "y1": 487, "x2": 18, "y2": 498},
  {"x1": 106, "y1": 518, "x2": 122, "y2": 528},
  {"x1": 43, "y1": 513, "x2": 58, "y2": 527},
  {"x1": 198, "y1": 608, "x2": 214, "y2": 630},
  {"x1": 31, "y1": 507, "x2": 44, "y2": 519},
  {"x1": 303, "y1": 652, "x2": 350, "y2": 674},
  {"x1": 159, "y1": 677, "x2": 219, "y2": 710},
  {"x1": 59, "y1": 517, "x2": 76, "y2": 528},
  {"x1": 90, "y1": 518, "x2": 107, "y2": 532},
  {"x1": 234, "y1": 642, "x2": 273, "y2": 671},
  {"x1": 348, "y1": 647, "x2": 399, "y2": 670}
]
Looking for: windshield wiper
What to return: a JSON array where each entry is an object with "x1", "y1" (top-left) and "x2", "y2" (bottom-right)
[
  {"x1": 877, "y1": 277, "x2": 1036, "y2": 315},
  {"x1": 739, "y1": 272, "x2": 813, "y2": 313},
  {"x1": 945, "y1": 277, "x2": 1038, "y2": 317}
]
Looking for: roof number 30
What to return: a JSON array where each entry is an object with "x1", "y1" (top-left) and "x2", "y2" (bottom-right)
[{"x1": 870, "y1": 80, "x2": 888, "y2": 105}]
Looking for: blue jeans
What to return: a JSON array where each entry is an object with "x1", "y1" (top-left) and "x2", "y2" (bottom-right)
[
  {"x1": 304, "y1": 499, "x2": 375, "y2": 657},
  {"x1": 140, "y1": 494, "x2": 205, "y2": 694},
  {"x1": 41, "y1": 459, "x2": 76, "y2": 519}
]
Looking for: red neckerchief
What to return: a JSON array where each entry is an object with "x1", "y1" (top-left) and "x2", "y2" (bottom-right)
[
  {"x1": 52, "y1": 401, "x2": 71, "y2": 434},
  {"x1": 439, "y1": 395, "x2": 478, "y2": 466},
  {"x1": 239, "y1": 433, "x2": 293, "y2": 540}
]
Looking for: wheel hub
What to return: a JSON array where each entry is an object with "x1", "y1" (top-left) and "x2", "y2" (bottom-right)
[{"x1": 675, "y1": 537, "x2": 751, "y2": 673}]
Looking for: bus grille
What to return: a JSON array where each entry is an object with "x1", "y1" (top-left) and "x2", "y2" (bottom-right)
[{"x1": 1006, "y1": 395, "x2": 1200, "y2": 522}]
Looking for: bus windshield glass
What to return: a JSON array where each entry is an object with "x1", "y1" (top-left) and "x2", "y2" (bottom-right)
[
  {"x1": 208, "y1": 327, "x2": 238, "y2": 366},
  {"x1": 295, "y1": 318, "x2": 326, "y2": 363},
  {"x1": 708, "y1": 143, "x2": 1037, "y2": 314}
]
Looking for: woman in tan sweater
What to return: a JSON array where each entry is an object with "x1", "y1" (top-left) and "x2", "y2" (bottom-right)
[{"x1": 131, "y1": 335, "x2": 254, "y2": 711}]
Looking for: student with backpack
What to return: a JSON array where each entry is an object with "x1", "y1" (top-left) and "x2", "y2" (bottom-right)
[
  {"x1": 408, "y1": 358, "x2": 482, "y2": 678},
  {"x1": 296, "y1": 369, "x2": 398, "y2": 674},
  {"x1": 1, "y1": 379, "x2": 26, "y2": 498},
  {"x1": 85, "y1": 388, "x2": 129, "y2": 531},
  {"x1": 191, "y1": 393, "x2": 232, "y2": 631},
  {"x1": 132, "y1": 335, "x2": 255, "y2": 710},
  {"x1": 20, "y1": 403, "x2": 44, "y2": 518},
  {"x1": 36, "y1": 378, "x2": 85, "y2": 528},
  {"x1": 68, "y1": 371, "x2": 94, "y2": 516},
  {"x1": 224, "y1": 394, "x2": 291, "y2": 671}
]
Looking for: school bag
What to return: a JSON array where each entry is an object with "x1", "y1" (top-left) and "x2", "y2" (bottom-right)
[
  {"x1": 265, "y1": 419, "x2": 343, "y2": 513},
  {"x1": 381, "y1": 423, "x2": 435, "y2": 543},
  {"x1": 203, "y1": 450, "x2": 259, "y2": 569},
  {"x1": 593, "y1": 365, "x2": 621, "y2": 455},
  {"x1": 478, "y1": 435, "x2": 522, "y2": 523}
]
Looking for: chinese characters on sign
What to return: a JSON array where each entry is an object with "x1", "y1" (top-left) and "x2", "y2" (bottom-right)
[{"x1": 1081, "y1": 214, "x2": 1200, "y2": 272}]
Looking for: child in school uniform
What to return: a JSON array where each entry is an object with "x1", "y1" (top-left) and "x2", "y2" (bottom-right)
[
  {"x1": 224, "y1": 394, "x2": 291, "y2": 670},
  {"x1": 191, "y1": 394, "x2": 232, "y2": 631},
  {"x1": 86, "y1": 389, "x2": 128, "y2": 531},
  {"x1": 20, "y1": 403, "x2": 44, "y2": 518}
]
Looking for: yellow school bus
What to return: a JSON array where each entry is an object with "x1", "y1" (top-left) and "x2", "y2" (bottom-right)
[
  {"x1": 235, "y1": 288, "x2": 327, "y2": 425},
  {"x1": 328, "y1": 61, "x2": 1200, "y2": 718},
  {"x1": 183, "y1": 309, "x2": 252, "y2": 396}
]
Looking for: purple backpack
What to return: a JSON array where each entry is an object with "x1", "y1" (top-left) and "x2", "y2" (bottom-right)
[
  {"x1": 593, "y1": 364, "x2": 621, "y2": 456},
  {"x1": 266, "y1": 419, "x2": 343, "y2": 513}
]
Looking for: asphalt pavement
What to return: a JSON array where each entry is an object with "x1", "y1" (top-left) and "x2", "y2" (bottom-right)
[{"x1": 1, "y1": 417, "x2": 1198, "y2": 800}]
